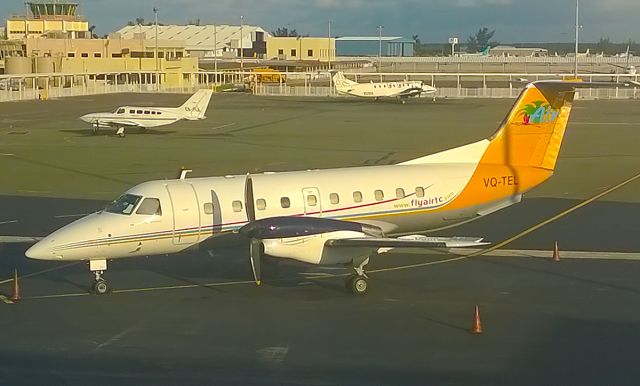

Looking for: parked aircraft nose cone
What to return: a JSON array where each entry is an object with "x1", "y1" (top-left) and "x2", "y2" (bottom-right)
[{"x1": 25, "y1": 239, "x2": 55, "y2": 260}]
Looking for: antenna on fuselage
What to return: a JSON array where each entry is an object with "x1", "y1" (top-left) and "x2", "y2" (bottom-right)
[{"x1": 177, "y1": 166, "x2": 192, "y2": 180}]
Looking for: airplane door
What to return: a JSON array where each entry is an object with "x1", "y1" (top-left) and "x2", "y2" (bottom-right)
[
  {"x1": 165, "y1": 182, "x2": 201, "y2": 245},
  {"x1": 302, "y1": 187, "x2": 322, "y2": 216}
]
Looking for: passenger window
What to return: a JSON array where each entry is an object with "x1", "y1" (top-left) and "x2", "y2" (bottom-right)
[
  {"x1": 353, "y1": 191, "x2": 363, "y2": 203},
  {"x1": 281, "y1": 197, "x2": 290, "y2": 208},
  {"x1": 144, "y1": 111, "x2": 150, "y2": 114},
  {"x1": 203, "y1": 202, "x2": 213, "y2": 214},
  {"x1": 157, "y1": 112, "x2": 162, "y2": 115},
  {"x1": 129, "y1": 109, "x2": 135, "y2": 114},
  {"x1": 374, "y1": 190, "x2": 384, "y2": 201},
  {"x1": 151, "y1": 111, "x2": 156, "y2": 115},
  {"x1": 256, "y1": 199, "x2": 266, "y2": 210},
  {"x1": 135, "y1": 198, "x2": 162, "y2": 215},
  {"x1": 232, "y1": 200, "x2": 243, "y2": 212},
  {"x1": 329, "y1": 193, "x2": 339, "y2": 205},
  {"x1": 416, "y1": 187, "x2": 425, "y2": 198},
  {"x1": 396, "y1": 188, "x2": 405, "y2": 199},
  {"x1": 307, "y1": 195, "x2": 317, "y2": 206},
  {"x1": 137, "y1": 110, "x2": 143, "y2": 114}
]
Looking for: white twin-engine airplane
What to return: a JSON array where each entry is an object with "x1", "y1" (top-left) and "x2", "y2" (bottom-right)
[
  {"x1": 79, "y1": 89, "x2": 213, "y2": 137},
  {"x1": 332, "y1": 71, "x2": 436, "y2": 103},
  {"x1": 25, "y1": 81, "x2": 620, "y2": 295}
]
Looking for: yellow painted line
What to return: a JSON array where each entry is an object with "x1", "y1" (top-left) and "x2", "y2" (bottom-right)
[
  {"x1": 0, "y1": 294, "x2": 14, "y2": 304},
  {"x1": 369, "y1": 169, "x2": 640, "y2": 274},
  {"x1": 0, "y1": 262, "x2": 82, "y2": 285},
  {"x1": 24, "y1": 279, "x2": 258, "y2": 300}
]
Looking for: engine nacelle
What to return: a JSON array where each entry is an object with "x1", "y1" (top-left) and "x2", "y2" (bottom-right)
[{"x1": 262, "y1": 230, "x2": 371, "y2": 265}]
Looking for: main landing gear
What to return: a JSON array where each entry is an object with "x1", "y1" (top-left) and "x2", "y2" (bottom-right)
[
  {"x1": 115, "y1": 127, "x2": 126, "y2": 137},
  {"x1": 345, "y1": 257, "x2": 370, "y2": 295},
  {"x1": 89, "y1": 259, "x2": 110, "y2": 295}
]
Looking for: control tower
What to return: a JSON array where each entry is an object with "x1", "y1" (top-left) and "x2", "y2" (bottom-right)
[{"x1": 7, "y1": 1, "x2": 89, "y2": 39}]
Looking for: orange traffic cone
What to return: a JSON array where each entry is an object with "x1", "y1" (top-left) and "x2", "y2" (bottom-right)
[
  {"x1": 552, "y1": 241, "x2": 560, "y2": 262},
  {"x1": 470, "y1": 305, "x2": 483, "y2": 334},
  {"x1": 10, "y1": 269, "x2": 21, "y2": 302}
]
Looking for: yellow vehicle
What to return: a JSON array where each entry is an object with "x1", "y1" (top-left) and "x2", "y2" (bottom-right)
[{"x1": 252, "y1": 67, "x2": 286, "y2": 83}]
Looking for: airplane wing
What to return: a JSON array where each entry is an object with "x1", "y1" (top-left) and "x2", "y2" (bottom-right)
[
  {"x1": 326, "y1": 235, "x2": 488, "y2": 250},
  {"x1": 395, "y1": 87, "x2": 427, "y2": 98},
  {"x1": 99, "y1": 120, "x2": 145, "y2": 128},
  {"x1": 0, "y1": 236, "x2": 42, "y2": 243}
]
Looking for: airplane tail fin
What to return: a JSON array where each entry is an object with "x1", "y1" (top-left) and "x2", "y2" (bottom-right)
[
  {"x1": 179, "y1": 89, "x2": 213, "y2": 120},
  {"x1": 401, "y1": 80, "x2": 628, "y2": 170},
  {"x1": 332, "y1": 71, "x2": 357, "y2": 90},
  {"x1": 479, "y1": 81, "x2": 579, "y2": 170}
]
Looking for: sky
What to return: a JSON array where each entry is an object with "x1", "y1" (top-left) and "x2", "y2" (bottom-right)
[{"x1": 1, "y1": 0, "x2": 639, "y2": 43}]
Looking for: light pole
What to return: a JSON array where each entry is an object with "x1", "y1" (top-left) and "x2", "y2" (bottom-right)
[
  {"x1": 214, "y1": 24, "x2": 218, "y2": 87},
  {"x1": 574, "y1": 0, "x2": 579, "y2": 78},
  {"x1": 153, "y1": 7, "x2": 159, "y2": 90},
  {"x1": 328, "y1": 20, "x2": 332, "y2": 92},
  {"x1": 240, "y1": 15, "x2": 244, "y2": 71},
  {"x1": 377, "y1": 25, "x2": 383, "y2": 75}
]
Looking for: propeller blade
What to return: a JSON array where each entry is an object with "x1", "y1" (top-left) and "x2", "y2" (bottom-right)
[
  {"x1": 249, "y1": 238, "x2": 262, "y2": 286},
  {"x1": 244, "y1": 173, "x2": 256, "y2": 223}
]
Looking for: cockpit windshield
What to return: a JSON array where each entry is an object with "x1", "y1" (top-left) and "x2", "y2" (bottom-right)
[
  {"x1": 114, "y1": 107, "x2": 125, "y2": 114},
  {"x1": 105, "y1": 194, "x2": 142, "y2": 215}
]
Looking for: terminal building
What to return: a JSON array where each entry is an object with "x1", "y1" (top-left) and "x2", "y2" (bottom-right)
[
  {"x1": 116, "y1": 24, "x2": 268, "y2": 59},
  {"x1": 335, "y1": 36, "x2": 415, "y2": 57}
]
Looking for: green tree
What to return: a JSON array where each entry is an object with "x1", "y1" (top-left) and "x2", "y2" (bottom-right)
[
  {"x1": 466, "y1": 27, "x2": 498, "y2": 52},
  {"x1": 271, "y1": 27, "x2": 299, "y2": 37}
]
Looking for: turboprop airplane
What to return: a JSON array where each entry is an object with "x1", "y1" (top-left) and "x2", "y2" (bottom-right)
[
  {"x1": 23, "y1": 80, "x2": 628, "y2": 296},
  {"x1": 79, "y1": 89, "x2": 213, "y2": 137},
  {"x1": 332, "y1": 71, "x2": 436, "y2": 103}
]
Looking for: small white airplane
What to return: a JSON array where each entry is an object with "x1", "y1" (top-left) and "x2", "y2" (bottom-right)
[
  {"x1": 80, "y1": 89, "x2": 213, "y2": 137},
  {"x1": 332, "y1": 71, "x2": 436, "y2": 103},
  {"x1": 22, "y1": 80, "x2": 628, "y2": 296}
]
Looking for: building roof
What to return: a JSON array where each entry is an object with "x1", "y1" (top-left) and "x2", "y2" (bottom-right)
[{"x1": 116, "y1": 24, "x2": 268, "y2": 52}]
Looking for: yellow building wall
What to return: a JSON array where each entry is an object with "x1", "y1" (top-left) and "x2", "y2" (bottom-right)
[{"x1": 267, "y1": 37, "x2": 335, "y2": 62}]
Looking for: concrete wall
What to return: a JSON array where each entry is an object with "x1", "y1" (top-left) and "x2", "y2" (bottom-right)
[{"x1": 6, "y1": 18, "x2": 89, "y2": 39}]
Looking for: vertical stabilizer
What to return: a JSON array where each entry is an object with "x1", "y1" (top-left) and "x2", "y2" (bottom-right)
[
  {"x1": 179, "y1": 89, "x2": 213, "y2": 120},
  {"x1": 332, "y1": 71, "x2": 358, "y2": 91}
]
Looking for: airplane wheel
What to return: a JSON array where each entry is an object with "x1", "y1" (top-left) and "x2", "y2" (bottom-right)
[
  {"x1": 401, "y1": 100, "x2": 406, "y2": 105},
  {"x1": 93, "y1": 279, "x2": 110, "y2": 295},
  {"x1": 348, "y1": 275, "x2": 368, "y2": 295}
]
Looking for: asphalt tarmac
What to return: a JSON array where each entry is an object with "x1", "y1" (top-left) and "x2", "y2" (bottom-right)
[{"x1": 0, "y1": 92, "x2": 639, "y2": 385}]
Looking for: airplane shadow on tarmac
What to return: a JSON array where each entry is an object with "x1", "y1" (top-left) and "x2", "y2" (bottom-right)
[{"x1": 59, "y1": 128, "x2": 176, "y2": 137}]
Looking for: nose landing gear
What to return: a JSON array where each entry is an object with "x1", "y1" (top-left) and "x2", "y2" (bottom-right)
[{"x1": 89, "y1": 259, "x2": 110, "y2": 295}]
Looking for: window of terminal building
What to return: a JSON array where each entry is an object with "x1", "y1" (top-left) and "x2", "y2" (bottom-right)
[
  {"x1": 67, "y1": 52, "x2": 75, "y2": 58},
  {"x1": 307, "y1": 49, "x2": 313, "y2": 57},
  {"x1": 291, "y1": 49, "x2": 297, "y2": 57},
  {"x1": 278, "y1": 49, "x2": 284, "y2": 55},
  {"x1": 112, "y1": 53, "x2": 122, "y2": 58},
  {"x1": 81, "y1": 53, "x2": 88, "y2": 58},
  {"x1": 94, "y1": 53, "x2": 102, "y2": 58}
]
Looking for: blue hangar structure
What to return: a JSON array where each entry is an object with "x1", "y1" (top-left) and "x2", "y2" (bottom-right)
[{"x1": 335, "y1": 36, "x2": 415, "y2": 57}]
